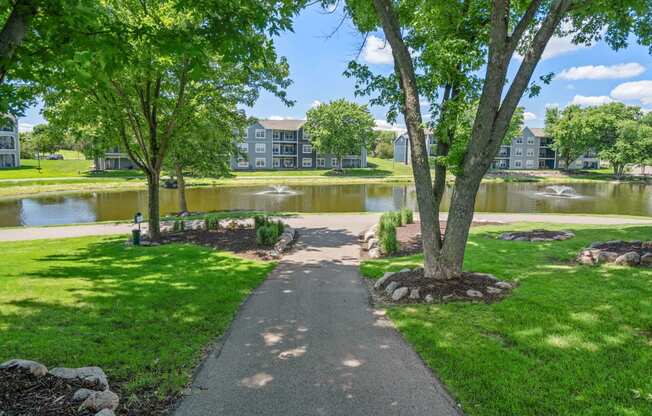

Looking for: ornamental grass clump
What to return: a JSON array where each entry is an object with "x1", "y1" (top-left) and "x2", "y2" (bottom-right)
[
  {"x1": 401, "y1": 208, "x2": 414, "y2": 224},
  {"x1": 205, "y1": 215, "x2": 220, "y2": 230},
  {"x1": 379, "y1": 212, "x2": 399, "y2": 255},
  {"x1": 255, "y1": 215, "x2": 285, "y2": 247}
]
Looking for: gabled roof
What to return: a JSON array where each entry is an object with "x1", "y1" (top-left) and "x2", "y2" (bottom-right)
[
  {"x1": 394, "y1": 129, "x2": 434, "y2": 143},
  {"x1": 528, "y1": 127, "x2": 547, "y2": 138},
  {"x1": 257, "y1": 119, "x2": 306, "y2": 131}
]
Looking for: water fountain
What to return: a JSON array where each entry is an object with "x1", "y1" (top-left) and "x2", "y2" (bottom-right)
[
  {"x1": 257, "y1": 185, "x2": 296, "y2": 196},
  {"x1": 536, "y1": 185, "x2": 580, "y2": 198}
]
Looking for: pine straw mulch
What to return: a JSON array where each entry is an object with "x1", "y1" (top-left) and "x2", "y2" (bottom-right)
[{"x1": 370, "y1": 269, "x2": 514, "y2": 306}]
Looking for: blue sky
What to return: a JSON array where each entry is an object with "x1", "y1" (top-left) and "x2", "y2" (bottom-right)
[{"x1": 19, "y1": 5, "x2": 652, "y2": 132}]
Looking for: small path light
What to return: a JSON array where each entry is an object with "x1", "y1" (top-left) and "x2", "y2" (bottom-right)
[{"x1": 133, "y1": 212, "x2": 143, "y2": 245}]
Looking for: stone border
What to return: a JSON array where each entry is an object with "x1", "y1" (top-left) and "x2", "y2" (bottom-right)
[
  {"x1": 361, "y1": 223, "x2": 381, "y2": 258},
  {"x1": 1, "y1": 359, "x2": 119, "y2": 415},
  {"x1": 499, "y1": 230, "x2": 574, "y2": 242},
  {"x1": 577, "y1": 240, "x2": 652, "y2": 266},
  {"x1": 270, "y1": 225, "x2": 297, "y2": 258}
]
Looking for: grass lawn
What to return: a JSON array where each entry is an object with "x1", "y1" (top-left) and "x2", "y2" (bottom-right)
[
  {"x1": 232, "y1": 157, "x2": 414, "y2": 178},
  {"x1": 361, "y1": 223, "x2": 652, "y2": 416},
  {"x1": 0, "y1": 236, "x2": 275, "y2": 403}
]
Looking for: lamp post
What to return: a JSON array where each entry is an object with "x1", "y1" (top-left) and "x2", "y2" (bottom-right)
[{"x1": 132, "y1": 212, "x2": 143, "y2": 245}]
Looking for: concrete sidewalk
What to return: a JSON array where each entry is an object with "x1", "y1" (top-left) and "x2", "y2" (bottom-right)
[{"x1": 173, "y1": 215, "x2": 462, "y2": 416}]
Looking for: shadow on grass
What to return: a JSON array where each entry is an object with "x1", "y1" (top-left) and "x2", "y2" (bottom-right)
[
  {"x1": 0, "y1": 237, "x2": 275, "y2": 399},
  {"x1": 361, "y1": 224, "x2": 652, "y2": 415}
]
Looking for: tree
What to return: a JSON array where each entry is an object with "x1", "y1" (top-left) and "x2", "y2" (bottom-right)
[
  {"x1": 545, "y1": 105, "x2": 591, "y2": 171},
  {"x1": 19, "y1": 123, "x2": 62, "y2": 157},
  {"x1": 599, "y1": 120, "x2": 652, "y2": 179},
  {"x1": 304, "y1": 99, "x2": 375, "y2": 170},
  {"x1": 38, "y1": 0, "x2": 299, "y2": 241},
  {"x1": 372, "y1": 130, "x2": 396, "y2": 159},
  {"x1": 345, "y1": 0, "x2": 652, "y2": 279}
]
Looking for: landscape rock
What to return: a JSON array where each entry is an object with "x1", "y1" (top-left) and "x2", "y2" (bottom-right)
[
  {"x1": 577, "y1": 251, "x2": 595, "y2": 265},
  {"x1": 606, "y1": 240, "x2": 624, "y2": 245},
  {"x1": 614, "y1": 251, "x2": 640, "y2": 266},
  {"x1": 399, "y1": 268, "x2": 410, "y2": 273},
  {"x1": 79, "y1": 390, "x2": 119, "y2": 412},
  {"x1": 486, "y1": 286, "x2": 502, "y2": 294},
  {"x1": 50, "y1": 366, "x2": 109, "y2": 391},
  {"x1": 385, "y1": 281, "x2": 399, "y2": 296},
  {"x1": 363, "y1": 225, "x2": 378, "y2": 242},
  {"x1": 409, "y1": 288, "x2": 420, "y2": 300},
  {"x1": 466, "y1": 289, "x2": 484, "y2": 298},
  {"x1": 368, "y1": 247, "x2": 382, "y2": 259},
  {"x1": 641, "y1": 253, "x2": 652, "y2": 267},
  {"x1": 643, "y1": 241, "x2": 652, "y2": 250},
  {"x1": 0, "y1": 359, "x2": 48, "y2": 377},
  {"x1": 374, "y1": 272, "x2": 394, "y2": 290},
  {"x1": 73, "y1": 388, "x2": 95, "y2": 402},
  {"x1": 495, "y1": 281, "x2": 512, "y2": 289},
  {"x1": 95, "y1": 410, "x2": 116, "y2": 416},
  {"x1": 391, "y1": 287, "x2": 409, "y2": 301},
  {"x1": 424, "y1": 294, "x2": 434, "y2": 303},
  {"x1": 367, "y1": 238, "x2": 379, "y2": 250},
  {"x1": 596, "y1": 251, "x2": 619, "y2": 264}
]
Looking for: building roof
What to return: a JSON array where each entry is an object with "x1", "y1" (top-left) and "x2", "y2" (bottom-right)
[
  {"x1": 257, "y1": 119, "x2": 306, "y2": 131},
  {"x1": 528, "y1": 127, "x2": 547, "y2": 138}
]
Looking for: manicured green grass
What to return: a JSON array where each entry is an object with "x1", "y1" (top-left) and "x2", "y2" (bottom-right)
[
  {"x1": 361, "y1": 223, "x2": 652, "y2": 416},
  {"x1": 233, "y1": 157, "x2": 414, "y2": 178},
  {"x1": 0, "y1": 159, "x2": 94, "y2": 179},
  {"x1": 0, "y1": 236, "x2": 275, "y2": 398}
]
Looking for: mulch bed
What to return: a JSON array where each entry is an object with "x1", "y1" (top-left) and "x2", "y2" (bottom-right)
[
  {"x1": 145, "y1": 228, "x2": 273, "y2": 260},
  {"x1": 394, "y1": 220, "x2": 504, "y2": 256},
  {"x1": 499, "y1": 229, "x2": 574, "y2": 242},
  {"x1": 0, "y1": 368, "x2": 95, "y2": 416},
  {"x1": 371, "y1": 269, "x2": 513, "y2": 305},
  {"x1": 589, "y1": 240, "x2": 651, "y2": 256}
]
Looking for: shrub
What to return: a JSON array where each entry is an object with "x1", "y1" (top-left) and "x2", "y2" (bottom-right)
[
  {"x1": 173, "y1": 219, "x2": 185, "y2": 232},
  {"x1": 205, "y1": 215, "x2": 220, "y2": 230},
  {"x1": 256, "y1": 220, "x2": 285, "y2": 247},
  {"x1": 272, "y1": 220, "x2": 284, "y2": 236},
  {"x1": 379, "y1": 223, "x2": 398, "y2": 254},
  {"x1": 254, "y1": 215, "x2": 269, "y2": 230},
  {"x1": 401, "y1": 208, "x2": 413, "y2": 224},
  {"x1": 391, "y1": 211, "x2": 403, "y2": 227}
]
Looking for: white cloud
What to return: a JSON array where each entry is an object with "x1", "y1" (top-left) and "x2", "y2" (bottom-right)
[
  {"x1": 310, "y1": 100, "x2": 322, "y2": 108},
  {"x1": 545, "y1": 102, "x2": 560, "y2": 109},
  {"x1": 541, "y1": 35, "x2": 589, "y2": 60},
  {"x1": 642, "y1": 108, "x2": 652, "y2": 114},
  {"x1": 267, "y1": 115, "x2": 302, "y2": 121},
  {"x1": 610, "y1": 80, "x2": 652, "y2": 105},
  {"x1": 374, "y1": 119, "x2": 405, "y2": 133},
  {"x1": 570, "y1": 95, "x2": 614, "y2": 106},
  {"x1": 362, "y1": 35, "x2": 393, "y2": 65},
  {"x1": 556, "y1": 63, "x2": 645, "y2": 80},
  {"x1": 18, "y1": 123, "x2": 34, "y2": 132},
  {"x1": 523, "y1": 111, "x2": 537, "y2": 121}
]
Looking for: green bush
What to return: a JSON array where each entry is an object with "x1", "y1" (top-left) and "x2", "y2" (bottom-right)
[
  {"x1": 272, "y1": 220, "x2": 284, "y2": 236},
  {"x1": 379, "y1": 222, "x2": 398, "y2": 254},
  {"x1": 401, "y1": 208, "x2": 414, "y2": 224},
  {"x1": 256, "y1": 219, "x2": 285, "y2": 247},
  {"x1": 173, "y1": 219, "x2": 185, "y2": 232},
  {"x1": 254, "y1": 215, "x2": 268, "y2": 230},
  {"x1": 205, "y1": 215, "x2": 220, "y2": 230}
]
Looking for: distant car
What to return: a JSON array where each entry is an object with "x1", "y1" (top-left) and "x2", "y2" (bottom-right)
[{"x1": 46, "y1": 154, "x2": 64, "y2": 160}]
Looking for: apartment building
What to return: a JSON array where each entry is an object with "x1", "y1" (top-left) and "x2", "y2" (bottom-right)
[
  {"x1": 233, "y1": 119, "x2": 367, "y2": 170},
  {"x1": 94, "y1": 146, "x2": 138, "y2": 170},
  {"x1": 0, "y1": 115, "x2": 20, "y2": 168}
]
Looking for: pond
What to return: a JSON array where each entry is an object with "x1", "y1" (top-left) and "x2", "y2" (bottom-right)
[{"x1": 0, "y1": 182, "x2": 650, "y2": 227}]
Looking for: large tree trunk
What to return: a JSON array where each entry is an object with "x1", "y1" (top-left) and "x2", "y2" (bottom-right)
[
  {"x1": 175, "y1": 164, "x2": 188, "y2": 213},
  {"x1": 0, "y1": 0, "x2": 38, "y2": 84},
  {"x1": 147, "y1": 171, "x2": 161, "y2": 242}
]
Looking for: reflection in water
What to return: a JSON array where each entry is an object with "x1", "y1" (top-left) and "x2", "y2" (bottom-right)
[{"x1": 0, "y1": 182, "x2": 650, "y2": 227}]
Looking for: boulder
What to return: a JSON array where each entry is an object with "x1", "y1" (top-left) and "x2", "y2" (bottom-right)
[
  {"x1": 385, "y1": 281, "x2": 399, "y2": 296},
  {"x1": 614, "y1": 251, "x2": 640, "y2": 266},
  {"x1": 577, "y1": 251, "x2": 595, "y2": 265},
  {"x1": 374, "y1": 272, "x2": 394, "y2": 290},
  {"x1": 363, "y1": 225, "x2": 378, "y2": 242},
  {"x1": 606, "y1": 240, "x2": 624, "y2": 245},
  {"x1": 494, "y1": 281, "x2": 512, "y2": 290},
  {"x1": 486, "y1": 286, "x2": 502, "y2": 294},
  {"x1": 499, "y1": 232, "x2": 515, "y2": 241},
  {"x1": 643, "y1": 241, "x2": 652, "y2": 250},
  {"x1": 79, "y1": 390, "x2": 119, "y2": 412},
  {"x1": 466, "y1": 289, "x2": 484, "y2": 298},
  {"x1": 73, "y1": 388, "x2": 95, "y2": 402},
  {"x1": 50, "y1": 366, "x2": 109, "y2": 391},
  {"x1": 391, "y1": 287, "x2": 409, "y2": 301},
  {"x1": 368, "y1": 248, "x2": 382, "y2": 259},
  {"x1": 640, "y1": 253, "x2": 652, "y2": 267},
  {"x1": 596, "y1": 251, "x2": 619, "y2": 264},
  {"x1": 367, "y1": 238, "x2": 379, "y2": 251},
  {"x1": 0, "y1": 359, "x2": 48, "y2": 377},
  {"x1": 589, "y1": 241, "x2": 603, "y2": 249},
  {"x1": 424, "y1": 294, "x2": 434, "y2": 303},
  {"x1": 409, "y1": 288, "x2": 420, "y2": 300},
  {"x1": 399, "y1": 268, "x2": 411, "y2": 273}
]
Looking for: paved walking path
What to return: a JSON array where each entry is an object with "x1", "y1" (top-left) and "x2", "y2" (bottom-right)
[
  {"x1": 0, "y1": 212, "x2": 650, "y2": 242},
  {"x1": 174, "y1": 214, "x2": 461, "y2": 416}
]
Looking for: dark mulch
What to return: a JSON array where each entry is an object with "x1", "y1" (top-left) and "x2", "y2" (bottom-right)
[
  {"x1": 0, "y1": 368, "x2": 95, "y2": 416},
  {"x1": 373, "y1": 269, "x2": 513, "y2": 305},
  {"x1": 395, "y1": 220, "x2": 505, "y2": 256},
  {"x1": 500, "y1": 229, "x2": 573, "y2": 241},
  {"x1": 590, "y1": 240, "x2": 652, "y2": 256},
  {"x1": 152, "y1": 228, "x2": 272, "y2": 260}
]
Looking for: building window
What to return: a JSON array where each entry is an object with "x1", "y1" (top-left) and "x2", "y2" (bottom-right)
[
  {"x1": 255, "y1": 129, "x2": 266, "y2": 139},
  {"x1": 284, "y1": 132, "x2": 294, "y2": 140},
  {"x1": 255, "y1": 158, "x2": 266, "y2": 168},
  {"x1": 302, "y1": 144, "x2": 312, "y2": 154},
  {"x1": 302, "y1": 158, "x2": 312, "y2": 167},
  {"x1": 526, "y1": 149, "x2": 534, "y2": 157},
  {"x1": 0, "y1": 122, "x2": 14, "y2": 132},
  {"x1": 273, "y1": 158, "x2": 280, "y2": 168},
  {"x1": 514, "y1": 160, "x2": 522, "y2": 168},
  {"x1": 272, "y1": 131, "x2": 280, "y2": 140},
  {"x1": 515, "y1": 137, "x2": 523, "y2": 144},
  {"x1": 238, "y1": 143, "x2": 248, "y2": 153},
  {"x1": 303, "y1": 130, "x2": 310, "y2": 139},
  {"x1": 525, "y1": 159, "x2": 534, "y2": 168},
  {"x1": 514, "y1": 148, "x2": 523, "y2": 156},
  {"x1": 255, "y1": 143, "x2": 266, "y2": 153},
  {"x1": 527, "y1": 137, "x2": 535, "y2": 145},
  {"x1": 331, "y1": 158, "x2": 338, "y2": 167},
  {"x1": 237, "y1": 159, "x2": 249, "y2": 168},
  {"x1": 316, "y1": 158, "x2": 325, "y2": 168},
  {"x1": 0, "y1": 136, "x2": 15, "y2": 149}
]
